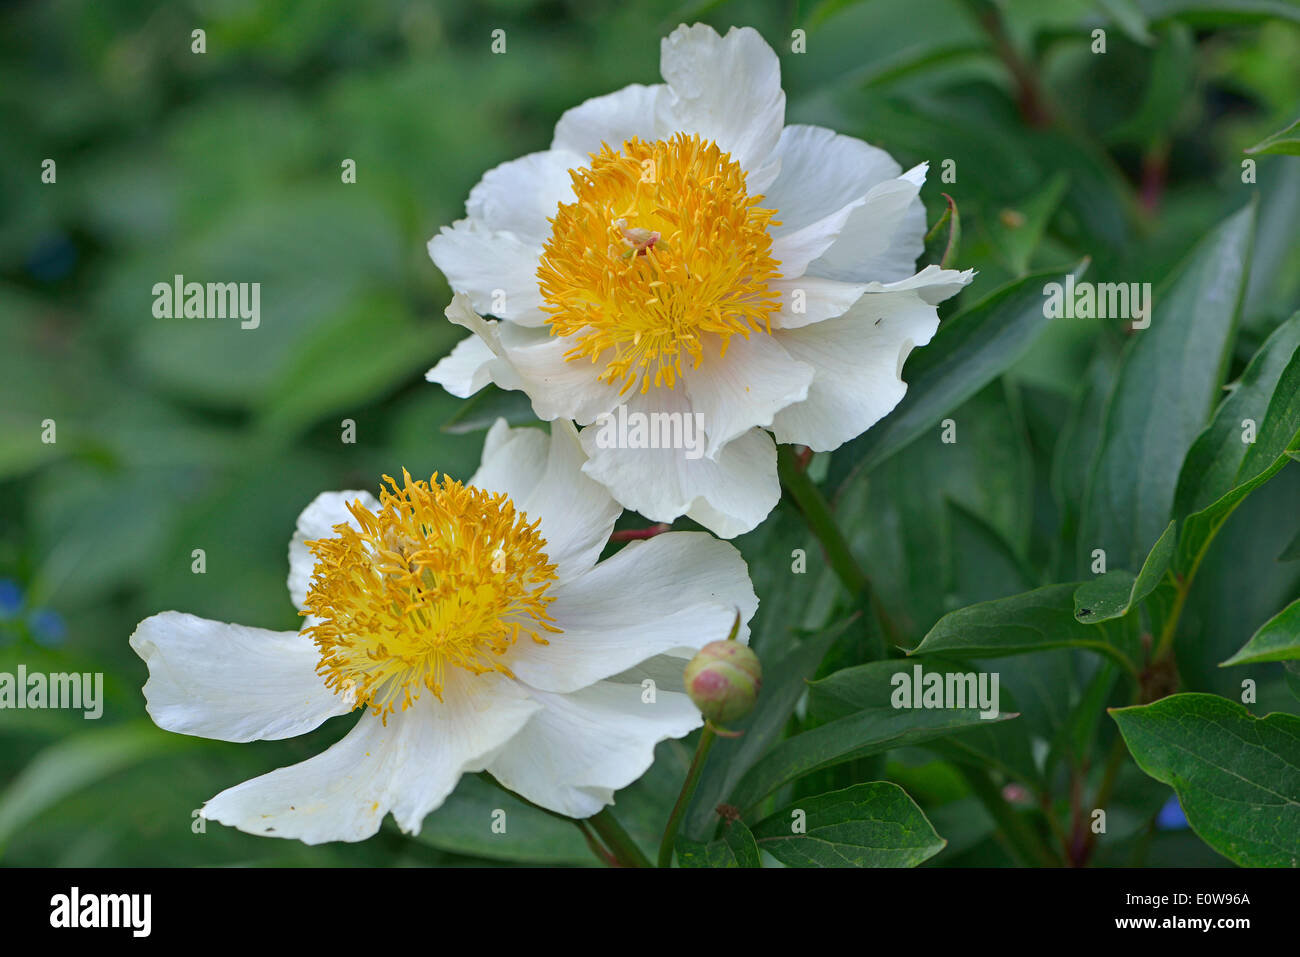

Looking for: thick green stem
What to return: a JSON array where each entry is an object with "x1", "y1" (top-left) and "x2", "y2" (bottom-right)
[
  {"x1": 588, "y1": 809, "x2": 651, "y2": 868},
  {"x1": 483, "y1": 773, "x2": 618, "y2": 867},
  {"x1": 776, "y1": 445, "x2": 896, "y2": 653},
  {"x1": 576, "y1": 821, "x2": 618, "y2": 867},
  {"x1": 657, "y1": 724, "x2": 718, "y2": 867},
  {"x1": 776, "y1": 445, "x2": 867, "y2": 593}
]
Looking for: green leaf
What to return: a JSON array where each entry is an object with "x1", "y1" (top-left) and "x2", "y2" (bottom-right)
[
  {"x1": 1079, "y1": 202, "x2": 1256, "y2": 572},
  {"x1": 828, "y1": 262, "x2": 1088, "y2": 495},
  {"x1": 1111, "y1": 693, "x2": 1300, "y2": 868},
  {"x1": 1221, "y1": 598, "x2": 1300, "y2": 666},
  {"x1": 838, "y1": 382, "x2": 1034, "y2": 641},
  {"x1": 0, "y1": 722, "x2": 181, "y2": 856},
  {"x1": 809, "y1": 655, "x2": 1040, "y2": 786},
  {"x1": 750, "y1": 783, "x2": 945, "y2": 867},
  {"x1": 259, "y1": 295, "x2": 438, "y2": 436},
  {"x1": 1073, "y1": 519, "x2": 1175, "y2": 623},
  {"x1": 946, "y1": 499, "x2": 1037, "y2": 608},
  {"x1": 441, "y1": 385, "x2": 537, "y2": 434},
  {"x1": 1286, "y1": 662, "x2": 1300, "y2": 703},
  {"x1": 412, "y1": 774, "x2": 594, "y2": 865},
  {"x1": 987, "y1": 172, "x2": 1070, "y2": 276},
  {"x1": 1281, "y1": 524, "x2": 1300, "y2": 562},
  {"x1": 730, "y1": 676, "x2": 1016, "y2": 814},
  {"x1": 1172, "y1": 313, "x2": 1300, "y2": 575},
  {"x1": 1174, "y1": 313, "x2": 1300, "y2": 516},
  {"x1": 1245, "y1": 116, "x2": 1300, "y2": 156},
  {"x1": 913, "y1": 584, "x2": 1139, "y2": 674},
  {"x1": 1142, "y1": 0, "x2": 1300, "y2": 28},
  {"x1": 1106, "y1": 24, "x2": 1195, "y2": 145},
  {"x1": 675, "y1": 819, "x2": 761, "y2": 868},
  {"x1": 1097, "y1": 0, "x2": 1155, "y2": 44}
]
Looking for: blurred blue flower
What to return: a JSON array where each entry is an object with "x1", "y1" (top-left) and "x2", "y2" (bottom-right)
[
  {"x1": 1156, "y1": 795, "x2": 1188, "y2": 830},
  {"x1": 0, "y1": 579, "x2": 23, "y2": 618},
  {"x1": 29, "y1": 608, "x2": 67, "y2": 647}
]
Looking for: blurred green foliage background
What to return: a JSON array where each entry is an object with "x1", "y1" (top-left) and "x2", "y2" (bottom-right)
[{"x1": 1, "y1": 0, "x2": 1298, "y2": 866}]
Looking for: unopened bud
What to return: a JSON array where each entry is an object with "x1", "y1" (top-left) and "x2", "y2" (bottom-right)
[{"x1": 684, "y1": 640, "x2": 761, "y2": 724}]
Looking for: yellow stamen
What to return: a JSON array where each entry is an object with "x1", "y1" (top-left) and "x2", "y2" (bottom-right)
[
  {"x1": 301, "y1": 471, "x2": 560, "y2": 720},
  {"x1": 538, "y1": 133, "x2": 782, "y2": 394}
]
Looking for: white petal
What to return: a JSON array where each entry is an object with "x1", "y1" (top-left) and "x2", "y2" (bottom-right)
[
  {"x1": 551, "y1": 83, "x2": 668, "y2": 158},
  {"x1": 427, "y1": 219, "x2": 549, "y2": 327},
  {"x1": 425, "y1": 332, "x2": 496, "y2": 398},
  {"x1": 770, "y1": 269, "x2": 973, "y2": 451},
  {"x1": 287, "y1": 490, "x2": 380, "y2": 611},
  {"x1": 505, "y1": 530, "x2": 756, "y2": 693},
  {"x1": 440, "y1": 293, "x2": 622, "y2": 424},
  {"x1": 763, "y1": 125, "x2": 902, "y2": 235},
  {"x1": 202, "y1": 673, "x2": 540, "y2": 844},
  {"x1": 496, "y1": 334, "x2": 625, "y2": 424},
  {"x1": 579, "y1": 390, "x2": 780, "y2": 537},
  {"x1": 465, "y1": 149, "x2": 584, "y2": 245},
  {"x1": 470, "y1": 419, "x2": 620, "y2": 580},
  {"x1": 681, "y1": 332, "x2": 812, "y2": 457},
  {"x1": 488, "y1": 681, "x2": 702, "y2": 818},
  {"x1": 605, "y1": 653, "x2": 694, "y2": 694},
  {"x1": 807, "y1": 163, "x2": 929, "y2": 284},
  {"x1": 770, "y1": 275, "x2": 869, "y2": 330},
  {"x1": 129, "y1": 612, "x2": 351, "y2": 743},
  {"x1": 770, "y1": 195, "x2": 867, "y2": 280},
  {"x1": 659, "y1": 24, "x2": 785, "y2": 192},
  {"x1": 866, "y1": 264, "x2": 977, "y2": 303}
]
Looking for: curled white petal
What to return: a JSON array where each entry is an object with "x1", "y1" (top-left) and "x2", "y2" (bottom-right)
[
  {"x1": 770, "y1": 267, "x2": 975, "y2": 452},
  {"x1": 130, "y1": 612, "x2": 352, "y2": 743}
]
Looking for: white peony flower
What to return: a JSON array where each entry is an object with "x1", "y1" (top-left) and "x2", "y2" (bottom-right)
[
  {"x1": 129, "y1": 420, "x2": 756, "y2": 844},
  {"x1": 427, "y1": 22, "x2": 974, "y2": 538}
]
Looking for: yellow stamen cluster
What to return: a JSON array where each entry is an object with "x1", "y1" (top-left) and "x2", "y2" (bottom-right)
[
  {"x1": 538, "y1": 133, "x2": 783, "y2": 394},
  {"x1": 301, "y1": 471, "x2": 560, "y2": 720}
]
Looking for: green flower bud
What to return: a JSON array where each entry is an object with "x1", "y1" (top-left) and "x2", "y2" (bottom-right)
[{"x1": 684, "y1": 640, "x2": 761, "y2": 724}]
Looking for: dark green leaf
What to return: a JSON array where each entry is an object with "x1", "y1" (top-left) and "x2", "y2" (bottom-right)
[
  {"x1": 1072, "y1": 519, "x2": 1175, "y2": 623},
  {"x1": 412, "y1": 774, "x2": 594, "y2": 865},
  {"x1": 986, "y1": 172, "x2": 1069, "y2": 275},
  {"x1": 1174, "y1": 313, "x2": 1300, "y2": 517},
  {"x1": 1111, "y1": 693, "x2": 1300, "y2": 868},
  {"x1": 1221, "y1": 598, "x2": 1300, "y2": 666},
  {"x1": 730, "y1": 678, "x2": 1015, "y2": 813},
  {"x1": 440, "y1": 385, "x2": 537, "y2": 434},
  {"x1": 829, "y1": 262, "x2": 1088, "y2": 494},
  {"x1": 1080, "y1": 202, "x2": 1256, "y2": 571},
  {"x1": 1245, "y1": 117, "x2": 1300, "y2": 156},
  {"x1": 751, "y1": 782, "x2": 945, "y2": 867},
  {"x1": 1173, "y1": 313, "x2": 1300, "y2": 574},
  {"x1": 809, "y1": 655, "x2": 1040, "y2": 785},
  {"x1": 675, "y1": 819, "x2": 761, "y2": 868},
  {"x1": 0, "y1": 723, "x2": 182, "y2": 855},
  {"x1": 913, "y1": 584, "x2": 1139, "y2": 674}
]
